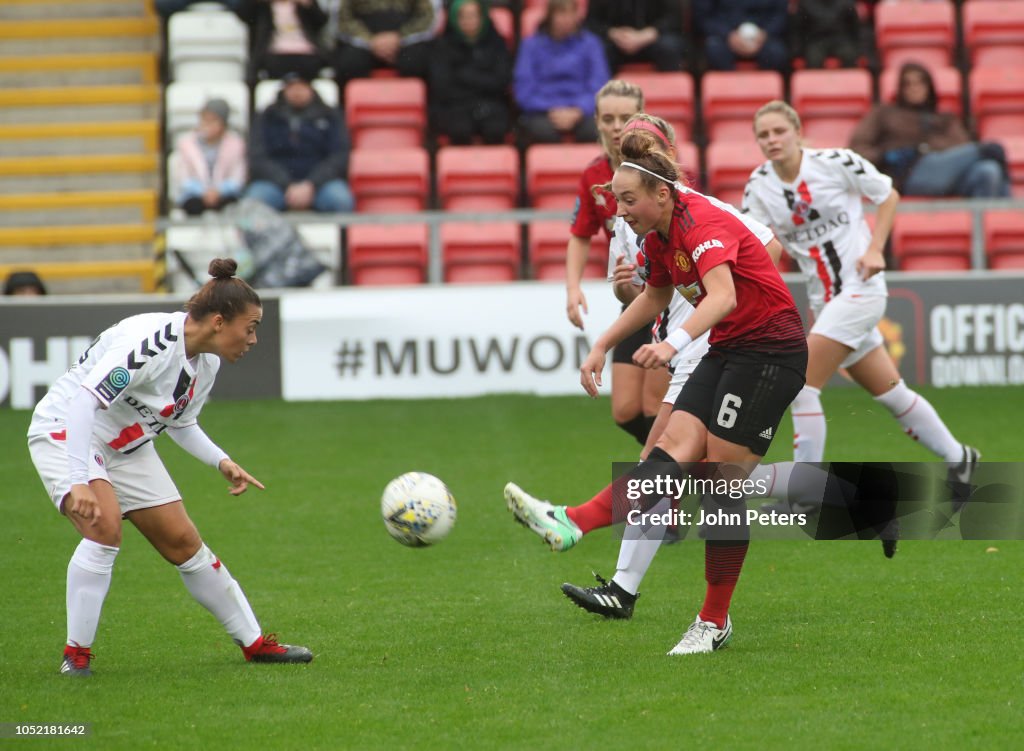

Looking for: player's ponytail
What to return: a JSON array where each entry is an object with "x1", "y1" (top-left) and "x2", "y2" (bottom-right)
[
  {"x1": 619, "y1": 128, "x2": 679, "y2": 194},
  {"x1": 186, "y1": 258, "x2": 262, "y2": 321}
]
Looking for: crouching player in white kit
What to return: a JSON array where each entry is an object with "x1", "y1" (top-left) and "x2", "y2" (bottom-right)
[
  {"x1": 28, "y1": 259, "x2": 312, "y2": 676},
  {"x1": 742, "y1": 101, "x2": 979, "y2": 544}
]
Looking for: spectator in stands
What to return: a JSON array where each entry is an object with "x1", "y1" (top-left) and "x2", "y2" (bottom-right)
[
  {"x1": 245, "y1": 72, "x2": 355, "y2": 212},
  {"x1": 693, "y1": 0, "x2": 789, "y2": 72},
  {"x1": 171, "y1": 99, "x2": 247, "y2": 216},
  {"x1": 514, "y1": 0, "x2": 610, "y2": 145},
  {"x1": 849, "y1": 62, "x2": 1011, "y2": 199},
  {"x1": 235, "y1": 0, "x2": 329, "y2": 82},
  {"x1": 3, "y1": 271, "x2": 47, "y2": 296},
  {"x1": 333, "y1": 0, "x2": 437, "y2": 89},
  {"x1": 791, "y1": 0, "x2": 860, "y2": 69},
  {"x1": 429, "y1": 0, "x2": 512, "y2": 145},
  {"x1": 585, "y1": 0, "x2": 686, "y2": 73},
  {"x1": 156, "y1": 0, "x2": 241, "y2": 18}
]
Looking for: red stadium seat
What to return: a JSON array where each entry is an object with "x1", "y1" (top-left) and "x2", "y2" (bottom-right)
[
  {"x1": 528, "y1": 220, "x2": 606, "y2": 281},
  {"x1": 441, "y1": 221, "x2": 521, "y2": 282},
  {"x1": 348, "y1": 147, "x2": 429, "y2": 213},
  {"x1": 963, "y1": 1, "x2": 1024, "y2": 68},
  {"x1": 701, "y1": 71, "x2": 784, "y2": 142},
  {"x1": 874, "y1": 1, "x2": 955, "y2": 69},
  {"x1": 969, "y1": 67, "x2": 1024, "y2": 139},
  {"x1": 790, "y1": 69, "x2": 873, "y2": 148},
  {"x1": 345, "y1": 78, "x2": 426, "y2": 149},
  {"x1": 891, "y1": 211, "x2": 972, "y2": 272},
  {"x1": 347, "y1": 223, "x2": 428, "y2": 285},
  {"x1": 436, "y1": 145, "x2": 519, "y2": 211},
  {"x1": 676, "y1": 141, "x2": 701, "y2": 190},
  {"x1": 983, "y1": 209, "x2": 1024, "y2": 270},
  {"x1": 879, "y1": 65, "x2": 963, "y2": 116},
  {"x1": 525, "y1": 143, "x2": 603, "y2": 210},
  {"x1": 705, "y1": 139, "x2": 765, "y2": 210},
  {"x1": 1001, "y1": 135, "x2": 1024, "y2": 197},
  {"x1": 626, "y1": 71, "x2": 695, "y2": 142}
]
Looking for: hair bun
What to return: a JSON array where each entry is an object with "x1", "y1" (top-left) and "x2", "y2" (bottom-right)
[
  {"x1": 208, "y1": 258, "x2": 238, "y2": 280},
  {"x1": 620, "y1": 129, "x2": 659, "y2": 160}
]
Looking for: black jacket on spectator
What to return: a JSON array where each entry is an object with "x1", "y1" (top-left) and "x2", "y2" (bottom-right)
[
  {"x1": 248, "y1": 91, "x2": 349, "y2": 188},
  {"x1": 585, "y1": 0, "x2": 683, "y2": 39},
  {"x1": 429, "y1": 8, "x2": 511, "y2": 144},
  {"x1": 792, "y1": 0, "x2": 860, "y2": 68},
  {"x1": 235, "y1": 0, "x2": 329, "y2": 80}
]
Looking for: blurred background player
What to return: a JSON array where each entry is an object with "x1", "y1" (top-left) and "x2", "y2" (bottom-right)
[
  {"x1": 508, "y1": 124, "x2": 806, "y2": 655},
  {"x1": 742, "y1": 101, "x2": 979, "y2": 524},
  {"x1": 565, "y1": 80, "x2": 669, "y2": 447},
  {"x1": 28, "y1": 259, "x2": 312, "y2": 676}
]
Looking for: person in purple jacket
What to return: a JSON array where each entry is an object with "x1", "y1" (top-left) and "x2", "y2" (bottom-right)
[{"x1": 514, "y1": 0, "x2": 610, "y2": 145}]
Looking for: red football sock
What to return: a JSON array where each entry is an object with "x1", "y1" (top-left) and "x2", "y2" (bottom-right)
[
  {"x1": 565, "y1": 482, "x2": 615, "y2": 534},
  {"x1": 699, "y1": 542, "x2": 749, "y2": 628}
]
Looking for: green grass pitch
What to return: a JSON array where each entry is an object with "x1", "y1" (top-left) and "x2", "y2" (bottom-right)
[{"x1": 2, "y1": 386, "x2": 1021, "y2": 749}]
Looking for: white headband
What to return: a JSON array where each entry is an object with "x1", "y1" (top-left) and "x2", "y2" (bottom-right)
[{"x1": 620, "y1": 161, "x2": 675, "y2": 185}]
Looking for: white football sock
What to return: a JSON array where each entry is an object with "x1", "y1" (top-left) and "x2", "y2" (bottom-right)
[
  {"x1": 66, "y1": 539, "x2": 119, "y2": 648},
  {"x1": 791, "y1": 386, "x2": 826, "y2": 462},
  {"x1": 177, "y1": 544, "x2": 261, "y2": 648},
  {"x1": 874, "y1": 380, "x2": 962, "y2": 462},
  {"x1": 612, "y1": 497, "x2": 671, "y2": 595}
]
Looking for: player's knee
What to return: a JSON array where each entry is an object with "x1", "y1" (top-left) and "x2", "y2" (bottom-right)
[{"x1": 161, "y1": 527, "x2": 203, "y2": 565}]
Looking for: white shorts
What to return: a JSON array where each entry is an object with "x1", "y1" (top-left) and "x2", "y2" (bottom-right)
[
  {"x1": 28, "y1": 432, "x2": 180, "y2": 516},
  {"x1": 810, "y1": 293, "x2": 886, "y2": 369},
  {"x1": 662, "y1": 357, "x2": 702, "y2": 405}
]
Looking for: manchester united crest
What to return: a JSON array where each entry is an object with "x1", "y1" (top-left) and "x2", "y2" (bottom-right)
[{"x1": 675, "y1": 251, "x2": 691, "y2": 272}]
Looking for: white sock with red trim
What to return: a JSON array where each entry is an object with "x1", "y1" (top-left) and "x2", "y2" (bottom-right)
[
  {"x1": 177, "y1": 544, "x2": 261, "y2": 648},
  {"x1": 791, "y1": 386, "x2": 825, "y2": 462},
  {"x1": 874, "y1": 380, "x2": 961, "y2": 461},
  {"x1": 67, "y1": 538, "x2": 119, "y2": 648}
]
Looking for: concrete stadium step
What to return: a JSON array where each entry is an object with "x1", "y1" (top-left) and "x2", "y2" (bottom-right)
[
  {"x1": 0, "y1": 52, "x2": 160, "y2": 88},
  {"x1": 0, "y1": 85, "x2": 161, "y2": 123},
  {"x1": 0, "y1": 224, "x2": 156, "y2": 248},
  {"x1": 0, "y1": 0, "x2": 154, "y2": 21},
  {"x1": 0, "y1": 121, "x2": 160, "y2": 157},
  {"x1": 0, "y1": 153, "x2": 160, "y2": 193},
  {"x1": 0, "y1": 190, "x2": 157, "y2": 227},
  {"x1": 0, "y1": 259, "x2": 158, "y2": 294},
  {"x1": 0, "y1": 17, "x2": 159, "y2": 54},
  {"x1": 0, "y1": 242, "x2": 154, "y2": 266}
]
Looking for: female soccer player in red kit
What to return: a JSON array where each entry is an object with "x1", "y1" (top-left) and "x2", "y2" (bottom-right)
[
  {"x1": 507, "y1": 127, "x2": 807, "y2": 655},
  {"x1": 566, "y1": 79, "x2": 669, "y2": 446}
]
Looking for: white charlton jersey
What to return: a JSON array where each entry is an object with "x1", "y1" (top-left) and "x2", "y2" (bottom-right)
[
  {"x1": 29, "y1": 311, "x2": 220, "y2": 453},
  {"x1": 742, "y1": 148, "x2": 891, "y2": 308}
]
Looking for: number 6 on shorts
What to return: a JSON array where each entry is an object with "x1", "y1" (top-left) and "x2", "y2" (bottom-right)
[{"x1": 716, "y1": 393, "x2": 742, "y2": 428}]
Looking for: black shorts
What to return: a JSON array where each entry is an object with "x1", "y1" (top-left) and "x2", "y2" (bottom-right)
[
  {"x1": 673, "y1": 346, "x2": 808, "y2": 456},
  {"x1": 611, "y1": 305, "x2": 652, "y2": 365}
]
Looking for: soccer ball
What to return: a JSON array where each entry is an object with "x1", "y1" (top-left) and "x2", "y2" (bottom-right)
[{"x1": 381, "y1": 472, "x2": 457, "y2": 547}]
